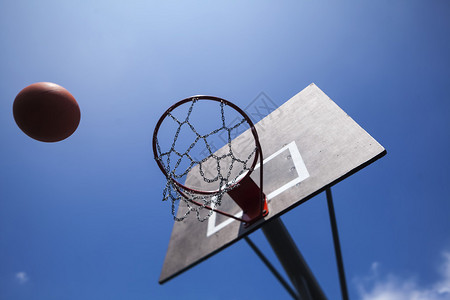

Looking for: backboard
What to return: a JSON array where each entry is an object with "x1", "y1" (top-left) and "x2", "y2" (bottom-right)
[{"x1": 159, "y1": 83, "x2": 386, "y2": 283}]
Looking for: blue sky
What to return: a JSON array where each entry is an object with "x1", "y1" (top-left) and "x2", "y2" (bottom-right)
[{"x1": 1, "y1": 1, "x2": 449, "y2": 299}]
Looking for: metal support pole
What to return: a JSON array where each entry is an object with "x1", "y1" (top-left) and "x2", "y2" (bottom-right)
[
  {"x1": 262, "y1": 217, "x2": 327, "y2": 300},
  {"x1": 244, "y1": 237, "x2": 299, "y2": 300},
  {"x1": 326, "y1": 188, "x2": 349, "y2": 300}
]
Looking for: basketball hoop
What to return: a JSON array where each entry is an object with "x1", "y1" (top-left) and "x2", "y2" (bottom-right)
[{"x1": 152, "y1": 95, "x2": 268, "y2": 225}]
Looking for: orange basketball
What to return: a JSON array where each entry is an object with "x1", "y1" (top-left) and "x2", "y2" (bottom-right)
[{"x1": 13, "y1": 82, "x2": 81, "y2": 142}]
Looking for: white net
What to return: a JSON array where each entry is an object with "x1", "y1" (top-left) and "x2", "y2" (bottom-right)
[{"x1": 154, "y1": 98, "x2": 258, "y2": 221}]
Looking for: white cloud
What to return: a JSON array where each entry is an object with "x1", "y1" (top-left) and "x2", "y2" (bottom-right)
[
  {"x1": 355, "y1": 252, "x2": 450, "y2": 300},
  {"x1": 15, "y1": 272, "x2": 29, "y2": 284}
]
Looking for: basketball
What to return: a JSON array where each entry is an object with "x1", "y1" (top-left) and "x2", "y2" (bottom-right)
[{"x1": 13, "y1": 82, "x2": 81, "y2": 142}]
